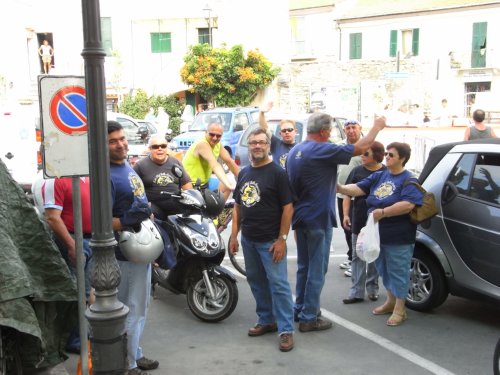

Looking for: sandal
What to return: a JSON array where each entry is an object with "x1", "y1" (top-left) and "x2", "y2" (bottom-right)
[
  {"x1": 372, "y1": 303, "x2": 395, "y2": 315},
  {"x1": 386, "y1": 311, "x2": 407, "y2": 326}
]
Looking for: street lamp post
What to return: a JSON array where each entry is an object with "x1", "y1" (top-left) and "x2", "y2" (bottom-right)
[
  {"x1": 80, "y1": 0, "x2": 129, "y2": 373},
  {"x1": 203, "y1": 3, "x2": 212, "y2": 46}
]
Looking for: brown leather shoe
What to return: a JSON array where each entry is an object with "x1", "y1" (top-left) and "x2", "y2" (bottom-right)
[
  {"x1": 279, "y1": 333, "x2": 294, "y2": 352},
  {"x1": 298, "y1": 317, "x2": 333, "y2": 332},
  {"x1": 248, "y1": 323, "x2": 278, "y2": 337}
]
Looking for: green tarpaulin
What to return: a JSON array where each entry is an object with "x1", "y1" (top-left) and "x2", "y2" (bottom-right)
[{"x1": 0, "y1": 158, "x2": 78, "y2": 370}]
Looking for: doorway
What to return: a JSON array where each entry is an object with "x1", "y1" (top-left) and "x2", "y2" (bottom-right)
[{"x1": 36, "y1": 33, "x2": 54, "y2": 74}]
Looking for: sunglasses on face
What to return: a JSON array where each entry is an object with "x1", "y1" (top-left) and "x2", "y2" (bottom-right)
[
  {"x1": 151, "y1": 144, "x2": 168, "y2": 150},
  {"x1": 281, "y1": 128, "x2": 295, "y2": 133},
  {"x1": 248, "y1": 140, "x2": 269, "y2": 146},
  {"x1": 344, "y1": 121, "x2": 359, "y2": 127},
  {"x1": 208, "y1": 132, "x2": 222, "y2": 139},
  {"x1": 384, "y1": 152, "x2": 396, "y2": 158}
]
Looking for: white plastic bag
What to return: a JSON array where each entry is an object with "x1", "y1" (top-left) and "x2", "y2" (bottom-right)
[{"x1": 356, "y1": 212, "x2": 380, "y2": 263}]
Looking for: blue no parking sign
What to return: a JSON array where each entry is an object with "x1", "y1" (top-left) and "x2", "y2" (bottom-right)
[{"x1": 39, "y1": 75, "x2": 89, "y2": 178}]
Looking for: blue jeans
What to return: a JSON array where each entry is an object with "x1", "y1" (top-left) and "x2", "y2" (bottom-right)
[
  {"x1": 117, "y1": 261, "x2": 151, "y2": 370},
  {"x1": 375, "y1": 243, "x2": 414, "y2": 299},
  {"x1": 294, "y1": 227, "x2": 332, "y2": 322},
  {"x1": 349, "y1": 234, "x2": 379, "y2": 299},
  {"x1": 241, "y1": 235, "x2": 294, "y2": 334}
]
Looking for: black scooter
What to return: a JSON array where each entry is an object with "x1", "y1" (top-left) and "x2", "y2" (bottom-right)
[{"x1": 151, "y1": 166, "x2": 238, "y2": 323}]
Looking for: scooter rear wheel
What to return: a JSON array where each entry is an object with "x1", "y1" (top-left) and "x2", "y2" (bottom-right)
[{"x1": 187, "y1": 273, "x2": 238, "y2": 323}]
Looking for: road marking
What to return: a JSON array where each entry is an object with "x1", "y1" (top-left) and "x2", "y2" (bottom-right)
[
  {"x1": 223, "y1": 261, "x2": 456, "y2": 375},
  {"x1": 319, "y1": 310, "x2": 456, "y2": 375}
]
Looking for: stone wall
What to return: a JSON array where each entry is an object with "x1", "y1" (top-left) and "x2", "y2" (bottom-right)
[{"x1": 273, "y1": 57, "x2": 445, "y2": 122}]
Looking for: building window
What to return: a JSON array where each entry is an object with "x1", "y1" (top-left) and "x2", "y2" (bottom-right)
[
  {"x1": 101, "y1": 17, "x2": 112, "y2": 56},
  {"x1": 151, "y1": 32, "x2": 171, "y2": 53},
  {"x1": 389, "y1": 28, "x2": 419, "y2": 57},
  {"x1": 198, "y1": 28, "x2": 210, "y2": 44},
  {"x1": 471, "y1": 22, "x2": 487, "y2": 68},
  {"x1": 291, "y1": 16, "x2": 306, "y2": 55},
  {"x1": 349, "y1": 33, "x2": 362, "y2": 60}
]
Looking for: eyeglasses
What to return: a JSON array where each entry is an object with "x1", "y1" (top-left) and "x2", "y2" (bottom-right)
[
  {"x1": 208, "y1": 132, "x2": 222, "y2": 139},
  {"x1": 363, "y1": 151, "x2": 371, "y2": 157},
  {"x1": 248, "y1": 140, "x2": 269, "y2": 146},
  {"x1": 384, "y1": 152, "x2": 396, "y2": 158},
  {"x1": 151, "y1": 144, "x2": 168, "y2": 150},
  {"x1": 281, "y1": 128, "x2": 295, "y2": 133}
]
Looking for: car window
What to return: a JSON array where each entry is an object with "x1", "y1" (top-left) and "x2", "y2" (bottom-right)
[
  {"x1": 250, "y1": 111, "x2": 259, "y2": 123},
  {"x1": 233, "y1": 113, "x2": 249, "y2": 131},
  {"x1": 117, "y1": 117, "x2": 143, "y2": 145},
  {"x1": 470, "y1": 154, "x2": 500, "y2": 205},
  {"x1": 191, "y1": 112, "x2": 232, "y2": 132},
  {"x1": 447, "y1": 153, "x2": 475, "y2": 194}
]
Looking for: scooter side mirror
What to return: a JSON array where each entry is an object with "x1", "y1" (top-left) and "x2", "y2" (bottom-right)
[{"x1": 172, "y1": 165, "x2": 183, "y2": 179}]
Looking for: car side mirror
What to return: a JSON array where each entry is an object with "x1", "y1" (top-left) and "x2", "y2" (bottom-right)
[{"x1": 137, "y1": 126, "x2": 149, "y2": 140}]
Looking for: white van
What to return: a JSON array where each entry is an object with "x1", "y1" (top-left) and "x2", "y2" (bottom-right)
[{"x1": 0, "y1": 104, "x2": 40, "y2": 192}]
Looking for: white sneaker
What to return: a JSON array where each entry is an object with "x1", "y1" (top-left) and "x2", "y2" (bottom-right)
[
  {"x1": 339, "y1": 260, "x2": 351, "y2": 270},
  {"x1": 344, "y1": 268, "x2": 352, "y2": 277}
]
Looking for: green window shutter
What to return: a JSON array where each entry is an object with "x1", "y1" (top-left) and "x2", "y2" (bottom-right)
[
  {"x1": 151, "y1": 32, "x2": 172, "y2": 53},
  {"x1": 412, "y1": 28, "x2": 419, "y2": 56},
  {"x1": 389, "y1": 30, "x2": 397, "y2": 57},
  {"x1": 350, "y1": 33, "x2": 362, "y2": 59},
  {"x1": 471, "y1": 22, "x2": 487, "y2": 68},
  {"x1": 100, "y1": 17, "x2": 112, "y2": 56}
]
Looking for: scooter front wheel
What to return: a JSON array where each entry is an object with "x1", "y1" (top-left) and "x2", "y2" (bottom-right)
[{"x1": 187, "y1": 273, "x2": 238, "y2": 323}]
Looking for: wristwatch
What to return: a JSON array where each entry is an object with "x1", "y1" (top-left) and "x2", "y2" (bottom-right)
[{"x1": 280, "y1": 234, "x2": 288, "y2": 241}]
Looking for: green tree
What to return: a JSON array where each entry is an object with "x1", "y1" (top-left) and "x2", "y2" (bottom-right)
[
  {"x1": 119, "y1": 89, "x2": 185, "y2": 136},
  {"x1": 180, "y1": 44, "x2": 280, "y2": 107}
]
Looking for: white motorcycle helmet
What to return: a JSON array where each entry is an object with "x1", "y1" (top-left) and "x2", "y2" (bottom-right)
[{"x1": 119, "y1": 219, "x2": 164, "y2": 264}]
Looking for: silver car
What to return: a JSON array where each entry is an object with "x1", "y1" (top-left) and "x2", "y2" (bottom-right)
[
  {"x1": 234, "y1": 114, "x2": 346, "y2": 168},
  {"x1": 407, "y1": 138, "x2": 500, "y2": 311}
]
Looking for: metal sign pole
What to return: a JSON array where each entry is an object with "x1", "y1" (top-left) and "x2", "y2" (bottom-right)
[
  {"x1": 72, "y1": 177, "x2": 88, "y2": 375},
  {"x1": 80, "y1": 0, "x2": 129, "y2": 373}
]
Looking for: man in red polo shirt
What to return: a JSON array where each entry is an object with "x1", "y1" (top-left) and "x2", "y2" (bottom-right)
[{"x1": 42, "y1": 176, "x2": 93, "y2": 353}]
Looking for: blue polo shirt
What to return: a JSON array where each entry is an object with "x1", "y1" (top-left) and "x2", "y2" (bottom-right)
[{"x1": 287, "y1": 140, "x2": 354, "y2": 230}]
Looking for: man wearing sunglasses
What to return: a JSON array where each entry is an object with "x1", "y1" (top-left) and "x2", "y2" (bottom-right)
[
  {"x1": 183, "y1": 121, "x2": 239, "y2": 201},
  {"x1": 133, "y1": 134, "x2": 193, "y2": 220},
  {"x1": 259, "y1": 102, "x2": 297, "y2": 169},
  {"x1": 337, "y1": 120, "x2": 363, "y2": 276}
]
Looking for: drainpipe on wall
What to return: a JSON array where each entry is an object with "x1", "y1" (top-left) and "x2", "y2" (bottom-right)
[{"x1": 336, "y1": 23, "x2": 342, "y2": 61}]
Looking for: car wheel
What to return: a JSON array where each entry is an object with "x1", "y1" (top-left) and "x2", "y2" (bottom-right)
[{"x1": 406, "y1": 247, "x2": 449, "y2": 312}]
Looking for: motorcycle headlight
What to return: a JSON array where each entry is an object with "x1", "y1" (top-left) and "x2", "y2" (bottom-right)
[{"x1": 191, "y1": 233, "x2": 208, "y2": 251}]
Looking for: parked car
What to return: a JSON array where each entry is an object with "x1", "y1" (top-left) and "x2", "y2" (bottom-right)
[
  {"x1": 170, "y1": 107, "x2": 260, "y2": 157},
  {"x1": 233, "y1": 114, "x2": 347, "y2": 168},
  {"x1": 107, "y1": 112, "x2": 152, "y2": 160},
  {"x1": 407, "y1": 138, "x2": 500, "y2": 311},
  {"x1": 136, "y1": 119, "x2": 157, "y2": 135}
]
